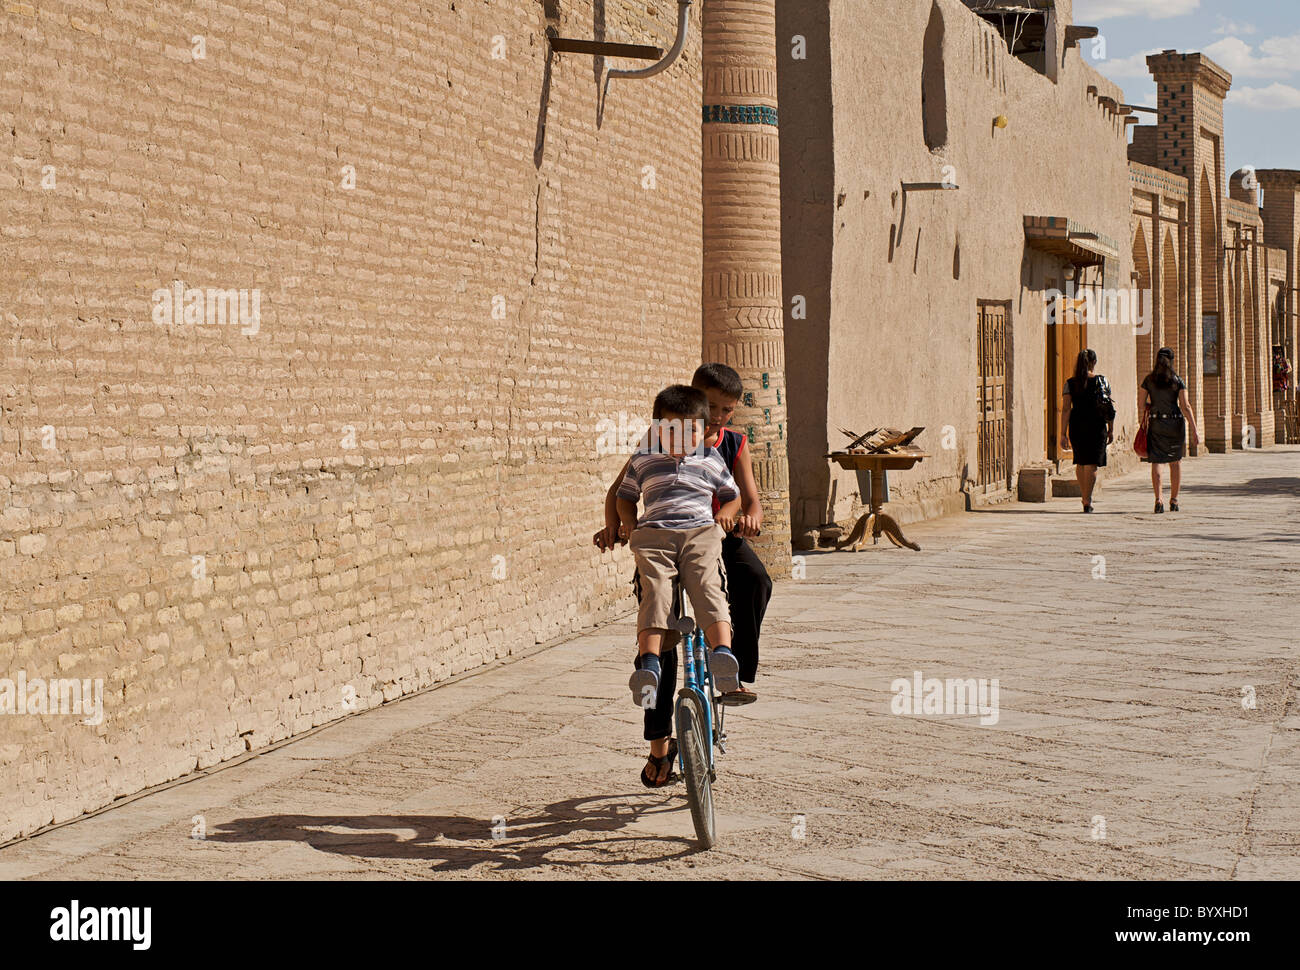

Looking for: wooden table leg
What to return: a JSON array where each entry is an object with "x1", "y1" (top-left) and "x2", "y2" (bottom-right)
[
  {"x1": 836, "y1": 512, "x2": 875, "y2": 552},
  {"x1": 835, "y1": 468, "x2": 921, "y2": 552},
  {"x1": 875, "y1": 512, "x2": 921, "y2": 551}
]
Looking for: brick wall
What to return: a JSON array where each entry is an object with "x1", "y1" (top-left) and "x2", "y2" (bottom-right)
[
  {"x1": 1129, "y1": 126, "x2": 1157, "y2": 168},
  {"x1": 0, "y1": 0, "x2": 702, "y2": 841}
]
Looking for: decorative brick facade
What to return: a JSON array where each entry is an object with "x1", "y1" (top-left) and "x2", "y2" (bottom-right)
[
  {"x1": 1256, "y1": 170, "x2": 1300, "y2": 436},
  {"x1": 1129, "y1": 52, "x2": 1295, "y2": 450},
  {"x1": 1144, "y1": 51, "x2": 1232, "y2": 451}
]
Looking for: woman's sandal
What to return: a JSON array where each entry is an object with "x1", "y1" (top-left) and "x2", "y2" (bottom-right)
[{"x1": 640, "y1": 739, "x2": 679, "y2": 788}]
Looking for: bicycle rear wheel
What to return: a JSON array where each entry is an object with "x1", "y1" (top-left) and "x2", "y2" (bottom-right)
[{"x1": 675, "y1": 692, "x2": 716, "y2": 848}]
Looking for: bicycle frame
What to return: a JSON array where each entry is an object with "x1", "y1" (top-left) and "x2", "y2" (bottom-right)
[{"x1": 677, "y1": 628, "x2": 724, "y2": 773}]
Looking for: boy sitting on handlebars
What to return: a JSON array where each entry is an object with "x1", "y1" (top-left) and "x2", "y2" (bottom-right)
[{"x1": 618, "y1": 385, "x2": 743, "y2": 712}]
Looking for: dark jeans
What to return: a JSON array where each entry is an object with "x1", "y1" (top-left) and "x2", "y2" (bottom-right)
[{"x1": 637, "y1": 535, "x2": 773, "y2": 742}]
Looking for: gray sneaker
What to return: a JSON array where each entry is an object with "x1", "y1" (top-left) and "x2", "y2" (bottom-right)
[
  {"x1": 629, "y1": 659, "x2": 660, "y2": 710},
  {"x1": 710, "y1": 648, "x2": 740, "y2": 693}
]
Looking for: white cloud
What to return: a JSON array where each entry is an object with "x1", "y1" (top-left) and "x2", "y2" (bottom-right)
[
  {"x1": 1205, "y1": 34, "x2": 1300, "y2": 79},
  {"x1": 1074, "y1": 0, "x2": 1200, "y2": 20},
  {"x1": 1227, "y1": 83, "x2": 1300, "y2": 111},
  {"x1": 1127, "y1": 86, "x2": 1158, "y2": 109},
  {"x1": 1213, "y1": 16, "x2": 1255, "y2": 36},
  {"x1": 1092, "y1": 47, "x2": 1163, "y2": 78}
]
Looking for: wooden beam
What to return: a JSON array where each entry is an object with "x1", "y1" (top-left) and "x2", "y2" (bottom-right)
[
  {"x1": 548, "y1": 37, "x2": 664, "y2": 60},
  {"x1": 1064, "y1": 25, "x2": 1100, "y2": 50}
]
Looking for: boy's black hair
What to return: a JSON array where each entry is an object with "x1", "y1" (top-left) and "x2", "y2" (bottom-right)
[
  {"x1": 652, "y1": 385, "x2": 710, "y2": 421},
  {"x1": 691, "y1": 362, "x2": 743, "y2": 399}
]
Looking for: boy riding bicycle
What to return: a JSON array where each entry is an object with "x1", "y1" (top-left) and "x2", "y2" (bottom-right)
[
  {"x1": 617, "y1": 386, "x2": 743, "y2": 741},
  {"x1": 596, "y1": 364, "x2": 771, "y2": 787}
]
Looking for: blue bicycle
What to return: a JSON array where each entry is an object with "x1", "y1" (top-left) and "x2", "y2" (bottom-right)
[
  {"x1": 607, "y1": 527, "x2": 757, "y2": 849},
  {"x1": 665, "y1": 586, "x2": 730, "y2": 849}
]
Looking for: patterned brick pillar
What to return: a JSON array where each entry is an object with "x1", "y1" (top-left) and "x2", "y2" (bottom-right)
[
  {"x1": 701, "y1": 0, "x2": 791, "y2": 575},
  {"x1": 1147, "y1": 51, "x2": 1233, "y2": 454},
  {"x1": 1257, "y1": 170, "x2": 1300, "y2": 440}
]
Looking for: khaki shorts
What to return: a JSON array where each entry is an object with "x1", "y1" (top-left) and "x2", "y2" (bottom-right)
[{"x1": 629, "y1": 522, "x2": 731, "y2": 634}]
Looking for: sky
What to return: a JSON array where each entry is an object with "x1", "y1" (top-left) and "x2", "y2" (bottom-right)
[{"x1": 1074, "y1": 0, "x2": 1300, "y2": 179}]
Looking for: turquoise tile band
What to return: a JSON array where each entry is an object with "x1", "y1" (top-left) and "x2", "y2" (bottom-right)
[{"x1": 703, "y1": 104, "x2": 779, "y2": 127}]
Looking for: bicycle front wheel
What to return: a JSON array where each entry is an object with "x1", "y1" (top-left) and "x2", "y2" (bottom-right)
[{"x1": 675, "y1": 692, "x2": 716, "y2": 849}]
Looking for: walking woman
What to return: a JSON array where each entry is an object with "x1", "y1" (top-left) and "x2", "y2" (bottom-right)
[
  {"x1": 1141, "y1": 347, "x2": 1202, "y2": 513},
  {"x1": 1061, "y1": 349, "x2": 1115, "y2": 513}
]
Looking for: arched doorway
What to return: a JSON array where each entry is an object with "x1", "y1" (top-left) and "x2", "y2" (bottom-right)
[
  {"x1": 1198, "y1": 170, "x2": 1221, "y2": 448},
  {"x1": 1200, "y1": 171, "x2": 1219, "y2": 316},
  {"x1": 1133, "y1": 223, "x2": 1153, "y2": 414},
  {"x1": 1242, "y1": 244, "x2": 1259, "y2": 441},
  {"x1": 1161, "y1": 230, "x2": 1180, "y2": 376}
]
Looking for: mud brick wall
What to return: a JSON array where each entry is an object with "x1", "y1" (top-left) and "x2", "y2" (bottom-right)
[{"x1": 0, "y1": 0, "x2": 702, "y2": 841}]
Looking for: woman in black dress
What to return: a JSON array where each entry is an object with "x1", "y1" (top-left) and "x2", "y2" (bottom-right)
[
  {"x1": 1060, "y1": 349, "x2": 1114, "y2": 513},
  {"x1": 1140, "y1": 347, "x2": 1202, "y2": 513}
]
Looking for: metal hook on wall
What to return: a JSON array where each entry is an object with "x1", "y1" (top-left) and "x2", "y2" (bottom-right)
[{"x1": 604, "y1": 0, "x2": 693, "y2": 92}]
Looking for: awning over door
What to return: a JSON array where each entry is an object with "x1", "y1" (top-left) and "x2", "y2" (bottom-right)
[{"x1": 1024, "y1": 216, "x2": 1119, "y2": 266}]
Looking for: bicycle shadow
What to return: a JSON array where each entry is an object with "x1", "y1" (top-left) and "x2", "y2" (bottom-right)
[{"x1": 206, "y1": 793, "x2": 702, "y2": 873}]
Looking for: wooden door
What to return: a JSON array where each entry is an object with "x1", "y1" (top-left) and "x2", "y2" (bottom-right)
[
  {"x1": 1046, "y1": 285, "x2": 1086, "y2": 461},
  {"x1": 977, "y1": 302, "x2": 1008, "y2": 488}
]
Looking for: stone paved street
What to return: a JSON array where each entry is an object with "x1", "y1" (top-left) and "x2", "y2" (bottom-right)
[{"x1": 3, "y1": 448, "x2": 1297, "y2": 880}]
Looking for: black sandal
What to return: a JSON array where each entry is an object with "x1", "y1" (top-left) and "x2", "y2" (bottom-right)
[{"x1": 640, "y1": 739, "x2": 678, "y2": 788}]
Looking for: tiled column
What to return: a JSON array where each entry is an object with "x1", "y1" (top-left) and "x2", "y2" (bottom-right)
[
  {"x1": 702, "y1": 0, "x2": 791, "y2": 573},
  {"x1": 1147, "y1": 51, "x2": 1233, "y2": 453}
]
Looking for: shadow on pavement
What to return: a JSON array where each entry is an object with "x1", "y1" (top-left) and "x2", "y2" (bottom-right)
[
  {"x1": 207, "y1": 794, "x2": 701, "y2": 873},
  {"x1": 967, "y1": 507, "x2": 1120, "y2": 514},
  {"x1": 1161, "y1": 533, "x2": 1299, "y2": 543},
  {"x1": 1175, "y1": 477, "x2": 1300, "y2": 498}
]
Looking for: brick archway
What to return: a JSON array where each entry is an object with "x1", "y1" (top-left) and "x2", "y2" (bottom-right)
[{"x1": 1133, "y1": 222, "x2": 1154, "y2": 412}]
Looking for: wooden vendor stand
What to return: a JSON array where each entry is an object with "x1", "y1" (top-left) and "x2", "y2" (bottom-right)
[{"x1": 827, "y1": 440, "x2": 928, "y2": 552}]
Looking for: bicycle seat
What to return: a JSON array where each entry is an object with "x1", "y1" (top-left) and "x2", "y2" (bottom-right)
[{"x1": 670, "y1": 578, "x2": 696, "y2": 633}]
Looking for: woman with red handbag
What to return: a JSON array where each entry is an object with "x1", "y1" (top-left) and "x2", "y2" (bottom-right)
[{"x1": 1140, "y1": 347, "x2": 1202, "y2": 513}]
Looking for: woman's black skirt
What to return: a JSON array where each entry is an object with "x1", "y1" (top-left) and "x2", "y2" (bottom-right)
[
  {"x1": 1069, "y1": 416, "x2": 1108, "y2": 467},
  {"x1": 1145, "y1": 416, "x2": 1185, "y2": 464}
]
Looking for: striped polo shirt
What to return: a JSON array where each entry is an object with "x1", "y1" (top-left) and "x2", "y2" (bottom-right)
[{"x1": 618, "y1": 447, "x2": 739, "y2": 530}]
